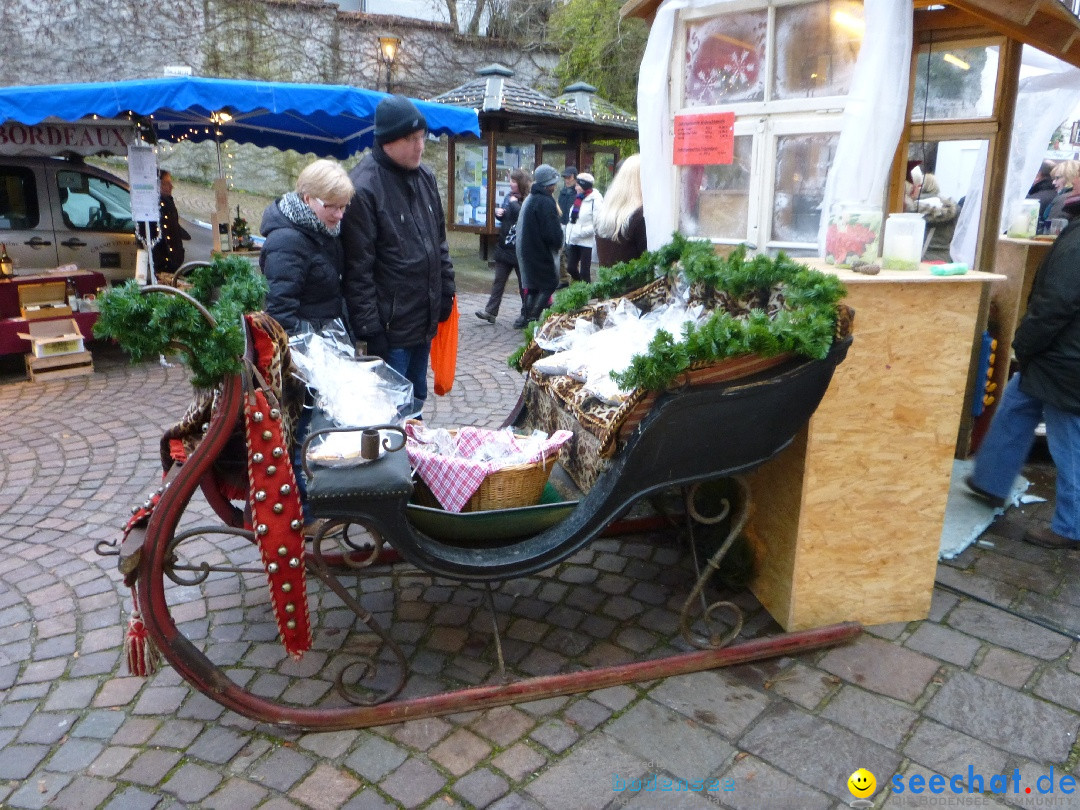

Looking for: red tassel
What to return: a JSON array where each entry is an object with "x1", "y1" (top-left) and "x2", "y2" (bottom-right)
[{"x1": 124, "y1": 588, "x2": 161, "y2": 676}]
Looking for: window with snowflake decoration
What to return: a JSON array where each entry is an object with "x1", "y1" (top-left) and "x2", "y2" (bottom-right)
[
  {"x1": 684, "y1": 11, "x2": 767, "y2": 106},
  {"x1": 674, "y1": 0, "x2": 865, "y2": 253}
]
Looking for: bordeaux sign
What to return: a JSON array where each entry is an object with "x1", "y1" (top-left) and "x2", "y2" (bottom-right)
[{"x1": 0, "y1": 120, "x2": 134, "y2": 157}]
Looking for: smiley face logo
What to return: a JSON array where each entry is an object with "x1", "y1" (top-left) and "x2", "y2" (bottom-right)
[{"x1": 848, "y1": 768, "x2": 876, "y2": 798}]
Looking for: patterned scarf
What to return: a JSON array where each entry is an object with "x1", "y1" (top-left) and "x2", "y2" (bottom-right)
[
  {"x1": 278, "y1": 191, "x2": 340, "y2": 237},
  {"x1": 570, "y1": 192, "x2": 584, "y2": 224}
]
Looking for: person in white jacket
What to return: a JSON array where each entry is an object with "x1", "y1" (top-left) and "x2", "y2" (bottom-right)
[{"x1": 564, "y1": 172, "x2": 603, "y2": 284}]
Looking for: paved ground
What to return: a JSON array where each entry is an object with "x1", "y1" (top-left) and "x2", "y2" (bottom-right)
[{"x1": 2, "y1": 290, "x2": 1079, "y2": 810}]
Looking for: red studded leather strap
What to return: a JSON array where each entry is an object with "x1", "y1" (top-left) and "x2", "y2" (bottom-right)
[{"x1": 244, "y1": 385, "x2": 312, "y2": 658}]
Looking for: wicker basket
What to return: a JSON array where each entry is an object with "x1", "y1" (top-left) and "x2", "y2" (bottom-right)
[{"x1": 412, "y1": 430, "x2": 561, "y2": 512}]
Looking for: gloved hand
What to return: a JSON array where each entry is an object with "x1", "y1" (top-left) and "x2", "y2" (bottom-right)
[
  {"x1": 438, "y1": 296, "x2": 455, "y2": 323},
  {"x1": 358, "y1": 332, "x2": 389, "y2": 358}
]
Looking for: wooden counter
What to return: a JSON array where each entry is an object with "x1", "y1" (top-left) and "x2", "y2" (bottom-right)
[{"x1": 747, "y1": 263, "x2": 1003, "y2": 630}]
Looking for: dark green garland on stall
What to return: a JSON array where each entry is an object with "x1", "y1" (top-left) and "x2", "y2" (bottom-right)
[
  {"x1": 508, "y1": 234, "x2": 847, "y2": 392},
  {"x1": 93, "y1": 255, "x2": 268, "y2": 389}
]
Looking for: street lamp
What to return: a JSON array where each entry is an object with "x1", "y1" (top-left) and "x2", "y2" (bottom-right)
[{"x1": 378, "y1": 34, "x2": 402, "y2": 93}]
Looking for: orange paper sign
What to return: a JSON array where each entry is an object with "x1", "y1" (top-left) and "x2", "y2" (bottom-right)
[{"x1": 672, "y1": 112, "x2": 735, "y2": 166}]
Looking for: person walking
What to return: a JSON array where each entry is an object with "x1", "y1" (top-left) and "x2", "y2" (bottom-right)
[
  {"x1": 516, "y1": 164, "x2": 564, "y2": 325},
  {"x1": 340, "y1": 95, "x2": 455, "y2": 413},
  {"x1": 564, "y1": 172, "x2": 603, "y2": 283},
  {"x1": 595, "y1": 154, "x2": 647, "y2": 268},
  {"x1": 476, "y1": 168, "x2": 530, "y2": 326},
  {"x1": 966, "y1": 204, "x2": 1080, "y2": 549}
]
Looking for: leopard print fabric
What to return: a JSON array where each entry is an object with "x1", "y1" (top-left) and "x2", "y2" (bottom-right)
[{"x1": 158, "y1": 312, "x2": 304, "y2": 473}]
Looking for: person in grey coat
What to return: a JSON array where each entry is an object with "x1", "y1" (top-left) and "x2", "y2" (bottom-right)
[
  {"x1": 515, "y1": 164, "x2": 564, "y2": 325},
  {"x1": 260, "y1": 159, "x2": 354, "y2": 335}
]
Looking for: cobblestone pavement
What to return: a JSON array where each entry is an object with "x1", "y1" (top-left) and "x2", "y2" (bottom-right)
[{"x1": 2, "y1": 290, "x2": 1080, "y2": 809}]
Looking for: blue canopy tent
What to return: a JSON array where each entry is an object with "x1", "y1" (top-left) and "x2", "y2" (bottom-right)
[{"x1": 0, "y1": 76, "x2": 481, "y2": 158}]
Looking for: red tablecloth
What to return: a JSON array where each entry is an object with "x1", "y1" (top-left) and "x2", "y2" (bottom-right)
[{"x1": 0, "y1": 271, "x2": 105, "y2": 356}]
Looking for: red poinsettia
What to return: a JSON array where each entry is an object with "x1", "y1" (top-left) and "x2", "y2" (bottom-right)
[{"x1": 826, "y1": 222, "x2": 878, "y2": 264}]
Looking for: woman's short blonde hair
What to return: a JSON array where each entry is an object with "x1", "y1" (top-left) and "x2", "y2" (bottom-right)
[
  {"x1": 1052, "y1": 160, "x2": 1080, "y2": 186},
  {"x1": 295, "y1": 159, "x2": 354, "y2": 204}
]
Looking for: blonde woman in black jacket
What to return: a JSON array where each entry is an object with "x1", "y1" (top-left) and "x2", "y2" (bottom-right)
[{"x1": 260, "y1": 159, "x2": 354, "y2": 335}]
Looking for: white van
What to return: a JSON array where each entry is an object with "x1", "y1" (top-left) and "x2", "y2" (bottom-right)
[{"x1": 0, "y1": 155, "x2": 138, "y2": 283}]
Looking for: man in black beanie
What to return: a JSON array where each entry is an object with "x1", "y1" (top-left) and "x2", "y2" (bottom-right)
[{"x1": 341, "y1": 95, "x2": 455, "y2": 412}]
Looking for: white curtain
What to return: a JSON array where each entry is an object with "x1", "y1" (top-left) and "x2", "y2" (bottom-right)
[
  {"x1": 815, "y1": 0, "x2": 913, "y2": 254},
  {"x1": 637, "y1": 0, "x2": 913, "y2": 253},
  {"x1": 637, "y1": 0, "x2": 734, "y2": 250},
  {"x1": 951, "y1": 49, "x2": 1080, "y2": 269}
]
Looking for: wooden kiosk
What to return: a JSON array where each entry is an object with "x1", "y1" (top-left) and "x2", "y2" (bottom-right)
[
  {"x1": 619, "y1": 0, "x2": 1080, "y2": 629},
  {"x1": 746, "y1": 265, "x2": 1000, "y2": 629}
]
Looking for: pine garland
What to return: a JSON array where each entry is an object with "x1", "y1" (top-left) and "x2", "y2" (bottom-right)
[
  {"x1": 510, "y1": 234, "x2": 847, "y2": 392},
  {"x1": 93, "y1": 255, "x2": 268, "y2": 388}
]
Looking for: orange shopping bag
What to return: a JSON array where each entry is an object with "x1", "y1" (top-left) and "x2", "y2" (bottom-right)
[{"x1": 431, "y1": 295, "x2": 458, "y2": 396}]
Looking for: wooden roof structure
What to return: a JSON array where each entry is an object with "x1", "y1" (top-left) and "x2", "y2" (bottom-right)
[
  {"x1": 620, "y1": 0, "x2": 1080, "y2": 68},
  {"x1": 431, "y1": 64, "x2": 637, "y2": 140}
]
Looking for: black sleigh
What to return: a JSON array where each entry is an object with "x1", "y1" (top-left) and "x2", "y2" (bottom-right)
[{"x1": 102, "y1": 296, "x2": 858, "y2": 731}]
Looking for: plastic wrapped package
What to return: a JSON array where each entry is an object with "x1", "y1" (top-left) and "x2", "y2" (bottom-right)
[
  {"x1": 531, "y1": 292, "x2": 710, "y2": 404},
  {"x1": 287, "y1": 321, "x2": 417, "y2": 466}
]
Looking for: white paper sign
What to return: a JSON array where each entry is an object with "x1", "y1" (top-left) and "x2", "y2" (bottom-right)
[{"x1": 128, "y1": 141, "x2": 160, "y2": 223}]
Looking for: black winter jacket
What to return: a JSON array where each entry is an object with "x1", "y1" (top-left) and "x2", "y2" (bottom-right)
[
  {"x1": 1015, "y1": 217, "x2": 1080, "y2": 413},
  {"x1": 259, "y1": 201, "x2": 345, "y2": 335},
  {"x1": 558, "y1": 184, "x2": 577, "y2": 226},
  {"x1": 341, "y1": 145, "x2": 454, "y2": 348},
  {"x1": 515, "y1": 184, "x2": 564, "y2": 291},
  {"x1": 493, "y1": 194, "x2": 522, "y2": 266}
]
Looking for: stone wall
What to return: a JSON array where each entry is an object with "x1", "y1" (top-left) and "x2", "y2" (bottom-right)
[
  {"x1": 4, "y1": 0, "x2": 558, "y2": 195},
  {"x1": 1, "y1": 0, "x2": 556, "y2": 98}
]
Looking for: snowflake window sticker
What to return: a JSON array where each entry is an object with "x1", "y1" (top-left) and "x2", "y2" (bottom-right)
[{"x1": 684, "y1": 12, "x2": 767, "y2": 106}]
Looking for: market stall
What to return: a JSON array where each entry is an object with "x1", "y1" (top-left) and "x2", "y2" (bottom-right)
[
  {"x1": 431, "y1": 65, "x2": 636, "y2": 251},
  {"x1": 614, "y1": 0, "x2": 1080, "y2": 627}
]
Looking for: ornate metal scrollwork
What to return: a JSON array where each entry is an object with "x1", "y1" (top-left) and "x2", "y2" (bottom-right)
[{"x1": 679, "y1": 477, "x2": 749, "y2": 650}]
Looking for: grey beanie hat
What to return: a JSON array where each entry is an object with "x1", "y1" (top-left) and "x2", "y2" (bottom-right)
[
  {"x1": 533, "y1": 164, "x2": 560, "y2": 187},
  {"x1": 374, "y1": 95, "x2": 427, "y2": 145}
]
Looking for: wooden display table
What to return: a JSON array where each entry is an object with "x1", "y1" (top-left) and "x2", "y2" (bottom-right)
[{"x1": 747, "y1": 263, "x2": 1003, "y2": 630}]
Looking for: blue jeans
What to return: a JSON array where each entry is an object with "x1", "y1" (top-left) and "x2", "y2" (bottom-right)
[
  {"x1": 386, "y1": 343, "x2": 430, "y2": 411},
  {"x1": 972, "y1": 373, "x2": 1080, "y2": 540}
]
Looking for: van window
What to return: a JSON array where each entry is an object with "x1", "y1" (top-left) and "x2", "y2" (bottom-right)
[
  {"x1": 0, "y1": 166, "x2": 40, "y2": 229},
  {"x1": 59, "y1": 173, "x2": 134, "y2": 232}
]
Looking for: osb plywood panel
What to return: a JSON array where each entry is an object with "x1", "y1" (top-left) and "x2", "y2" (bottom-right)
[
  {"x1": 745, "y1": 427, "x2": 807, "y2": 628},
  {"x1": 986, "y1": 239, "x2": 1050, "y2": 420},
  {"x1": 749, "y1": 279, "x2": 986, "y2": 630}
]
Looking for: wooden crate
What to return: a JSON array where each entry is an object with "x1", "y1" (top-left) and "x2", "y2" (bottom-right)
[
  {"x1": 25, "y1": 350, "x2": 94, "y2": 382},
  {"x1": 18, "y1": 281, "x2": 72, "y2": 321}
]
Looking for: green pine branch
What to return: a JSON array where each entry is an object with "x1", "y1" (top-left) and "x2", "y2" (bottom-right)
[
  {"x1": 509, "y1": 234, "x2": 847, "y2": 390},
  {"x1": 93, "y1": 254, "x2": 267, "y2": 389}
]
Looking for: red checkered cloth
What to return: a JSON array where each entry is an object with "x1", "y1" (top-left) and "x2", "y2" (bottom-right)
[{"x1": 406, "y1": 424, "x2": 572, "y2": 512}]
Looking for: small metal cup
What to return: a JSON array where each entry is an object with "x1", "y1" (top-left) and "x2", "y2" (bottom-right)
[{"x1": 360, "y1": 429, "x2": 380, "y2": 460}]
